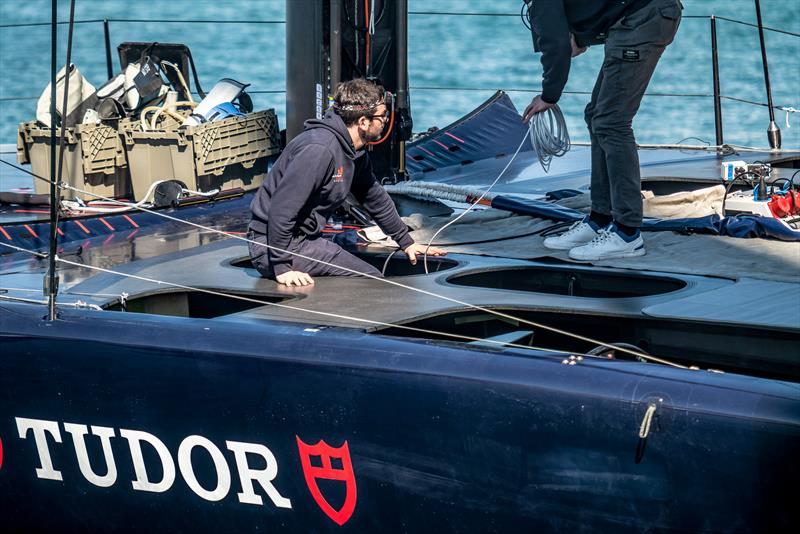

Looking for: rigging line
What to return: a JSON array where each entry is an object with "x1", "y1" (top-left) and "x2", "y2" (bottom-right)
[
  {"x1": 105, "y1": 19, "x2": 286, "y2": 24},
  {"x1": 0, "y1": 240, "x2": 565, "y2": 355},
  {"x1": 408, "y1": 12, "x2": 518, "y2": 17},
  {"x1": 0, "y1": 293, "x2": 101, "y2": 310},
  {"x1": 0, "y1": 19, "x2": 104, "y2": 28},
  {"x1": 720, "y1": 94, "x2": 800, "y2": 112},
  {"x1": 421, "y1": 122, "x2": 532, "y2": 275},
  {"x1": 0, "y1": 287, "x2": 126, "y2": 299},
  {"x1": 2, "y1": 14, "x2": 795, "y2": 35},
  {"x1": 713, "y1": 16, "x2": 800, "y2": 38},
  {"x1": 0, "y1": 159, "x2": 684, "y2": 368},
  {"x1": 0, "y1": 295, "x2": 49, "y2": 305}
]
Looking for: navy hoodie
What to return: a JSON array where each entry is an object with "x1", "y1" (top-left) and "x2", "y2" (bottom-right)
[{"x1": 249, "y1": 109, "x2": 413, "y2": 276}]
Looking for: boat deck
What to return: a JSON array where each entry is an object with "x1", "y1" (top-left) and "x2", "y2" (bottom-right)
[{"x1": 2, "y1": 97, "x2": 799, "y2": 380}]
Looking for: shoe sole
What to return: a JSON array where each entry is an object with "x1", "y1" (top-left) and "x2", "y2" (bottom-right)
[
  {"x1": 543, "y1": 239, "x2": 595, "y2": 251},
  {"x1": 568, "y1": 248, "x2": 646, "y2": 261}
]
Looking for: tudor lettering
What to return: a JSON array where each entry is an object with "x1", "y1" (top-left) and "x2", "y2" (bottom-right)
[{"x1": 15, "y1": 417, "x2": 292, "y2": 509}]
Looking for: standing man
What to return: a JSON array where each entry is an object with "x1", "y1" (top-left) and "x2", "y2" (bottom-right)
[
  {"x1": 248, "y1": 78, "x2": 445, "y2": 286},
  {"x1": 523, "y1": 0, "x2": 682, "y2": 260}
]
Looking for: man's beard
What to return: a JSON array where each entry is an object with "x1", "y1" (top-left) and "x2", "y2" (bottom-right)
[{"x1": 365, "y1": 128, "x2": 383, "y2": 143}]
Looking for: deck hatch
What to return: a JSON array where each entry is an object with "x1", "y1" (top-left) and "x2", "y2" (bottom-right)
[
  {"x1": 105, "y1": 290, "x2": 287, "y2": 318},
  {"x1": 447, "y1": 267, "x2": 686, "y2": 298}
]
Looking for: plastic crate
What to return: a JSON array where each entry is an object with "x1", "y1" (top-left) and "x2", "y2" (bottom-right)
[
  {"x1": 16, "y1": 121, "x2": 130, "y2": 201},
  {"x1": 121, "y1": 109, "x2": 280, "y2": 199}
]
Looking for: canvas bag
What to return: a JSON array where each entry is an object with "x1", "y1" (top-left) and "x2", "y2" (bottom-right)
[{"x1": 36, "y1": 64, "x2": 98, "y2": 128}]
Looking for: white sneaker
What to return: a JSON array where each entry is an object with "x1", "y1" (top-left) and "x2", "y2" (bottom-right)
[
  {"x1": 543, "y1": 219, "x2": 602, "y2": 250},
  {"x1": 568, "y1": 226, "x2": 646, "y2": 261}
]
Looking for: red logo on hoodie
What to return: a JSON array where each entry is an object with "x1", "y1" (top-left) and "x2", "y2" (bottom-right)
[{"x1": 332, "y1": 166, "x2": 344, "y2": 183}]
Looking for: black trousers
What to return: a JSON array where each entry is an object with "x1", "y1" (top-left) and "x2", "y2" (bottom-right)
[
  {"x1": 584, "y1": 0, "x2": 682, "y2": 227},
  {"x1": 248, "y1": 231, "x2": 382, "y2": 279}
]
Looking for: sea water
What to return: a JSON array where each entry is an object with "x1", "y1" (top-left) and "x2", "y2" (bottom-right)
[{"x1": 0, "y1": 0, "x2": 798, "y2": 150}]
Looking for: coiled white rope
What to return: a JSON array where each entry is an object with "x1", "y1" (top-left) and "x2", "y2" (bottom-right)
[{"x1": 529, "y1": 104, "x2": 570, "y2": 173}]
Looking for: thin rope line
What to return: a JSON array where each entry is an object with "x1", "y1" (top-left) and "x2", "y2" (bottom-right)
[
  {"x1": 1, "y1": 13, "x2": 796, "y2": 34},
  {"x1": 422, "y1": 123, "x2": 532, "y2": 273},
  {"x1": 0, "y1": 294, "x2": 48, "y2": 305},
  {"x1": 0, "y1": 240, "x2": 564, "y2": 355},
  {"x1": 0, "y1": 159, "x2": 686, "y2": 368}
]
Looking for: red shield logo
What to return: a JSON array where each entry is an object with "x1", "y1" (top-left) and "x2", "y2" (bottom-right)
[{"x1": 296, "y1": 436, "x2": 357, "y2": 526}]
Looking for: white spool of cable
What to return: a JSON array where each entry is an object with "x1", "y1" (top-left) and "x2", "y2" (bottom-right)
[{"x1": 529, "y1": 104, "x2": 571, "y2": 173}]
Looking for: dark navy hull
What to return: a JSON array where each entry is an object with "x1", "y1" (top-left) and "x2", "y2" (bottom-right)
[{"x1": 1, "y1": 302, "x2": 797, "y2": 532}]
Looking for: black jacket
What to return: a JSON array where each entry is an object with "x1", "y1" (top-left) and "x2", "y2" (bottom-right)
[
  {"x1": 529, "y1": 0, "x2": 650, "y2": 103},
  {"x1": 249, "y1": 109, "x2": 413, "y2": 276}
]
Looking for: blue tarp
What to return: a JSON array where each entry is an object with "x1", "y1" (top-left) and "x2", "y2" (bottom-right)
[
  {"x1": 643, "y1": 214, "x2": 800, "y2": 242},
  {"x1": 491, "y1": 195, "x2": 800, "y2": 242}
]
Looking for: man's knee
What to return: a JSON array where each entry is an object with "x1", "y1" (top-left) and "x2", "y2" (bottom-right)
[{"x1": 589, "y1": 115, "x2": 634, "y2": 140}]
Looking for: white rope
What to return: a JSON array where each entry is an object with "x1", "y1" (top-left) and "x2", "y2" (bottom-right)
[
  {"x1": 782, "y1": 106, "x2": 798, "y2": 128},
  {"x1": 628, "y1": 142, "x2": 800, "y2": 153},
  {"x1": 60, "y1": 181, "x2": 218, "y2": 215},
  {"x1": 0, "y1": 292, "x2": 103, "y2": 311},
  {"x1": 418, "y1": 104, "x2": 570, "y2": 271},
  {"x1": 421, "y1": 124, "x2": 533, "y2": 273},
  {"x1": 0, "y1": 239, "x2": 567, "y2": 354},
  {"x1": 0, "y1": 294, "x2": 48, "y2": 305},
  {"x1": 639, "y1": 403, "x2": 658, "y2": 439},
  {"x1": 369, "y1": 0, "x2": 376, "y2": 35},
  {"x1": 0, "y1": 166, "x2": 685, "y2": 368},
  {"x1": 61, "y1": 180, "x2": 166, "y2": 214},
  {"x1": 385, "y1": 181, "x2": 498, "y2": 203},
  {"x1": 529, "y1": 104, "x2": 571, "y2": 173}
]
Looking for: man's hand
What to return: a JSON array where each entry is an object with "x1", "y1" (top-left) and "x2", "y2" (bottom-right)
[
  {"x1": 522, "y1": 95, "x2": 556, "y2": 123},
  {"x1": 403, "y1": 242, "x2": 447, "y2": 266},
  {"x1": 570, "y1": 33, "x2": 587, "y2": 57},
  {"x1": 275, "y1": 270, "x2": 315, "y2": 286}
]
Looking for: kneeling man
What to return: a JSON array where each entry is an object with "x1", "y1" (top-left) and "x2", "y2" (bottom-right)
[{"x1": 248, "y1": 78, "x2": 444, "y2": 286}]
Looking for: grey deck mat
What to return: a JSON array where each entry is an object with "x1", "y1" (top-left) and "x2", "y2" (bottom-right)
[{"x1": 376, "y1": 198, "x2": 800, "y2": 285}]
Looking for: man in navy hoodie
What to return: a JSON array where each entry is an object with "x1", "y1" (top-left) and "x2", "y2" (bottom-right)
[
  {"x1": 248, "y1": 78, "x2": 445, "y2": 286},
  {"x1": 522, "y1": 0, "x2": 682, "y2": 261}
]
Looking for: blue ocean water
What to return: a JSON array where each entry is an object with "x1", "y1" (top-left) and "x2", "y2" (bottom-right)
[{"x1": 0, "y1": 0, "x2": 798, "y2": 149}]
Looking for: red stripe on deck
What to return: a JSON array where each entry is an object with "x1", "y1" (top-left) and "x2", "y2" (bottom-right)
[
  {"x1": 444, "y1": 132, "x2": 465, "y2": 143},
  {"x1": 74, "y1": 220, "x2": 90, "y2": 234},
  {"x1": 432, "y1": 139, "x2": 449, "y2": 150},
  {"x1": 13, "y1": 209, "x2": 50, "y2": 214},
  {"x1": 99, "y1": 218, "x2": 115, "y2": 231},
  {"x1": 122, "y1": 215, "x2": 139, "y2": 228},
  {"x1": 0, "y1": 226, "x2": 11, "y2": 240},
  {"x1": 23, "y1": 225, "x2": 38, "y2": 238},
  {"x1": 56, "y1": 227, "x2": 64, "y2": 236}
]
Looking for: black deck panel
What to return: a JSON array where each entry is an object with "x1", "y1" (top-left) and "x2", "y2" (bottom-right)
[{"x1": 57, "y1": 238, "x2": 732, "y2": 330}]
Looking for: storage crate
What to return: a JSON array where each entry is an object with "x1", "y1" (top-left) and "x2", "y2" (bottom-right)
[
  {"x1": 121, "y1": 109, "x2": 280, "y2": 199},
  {"x1": 16, "y1": 121, "x2": 130, "y2": 201}
]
